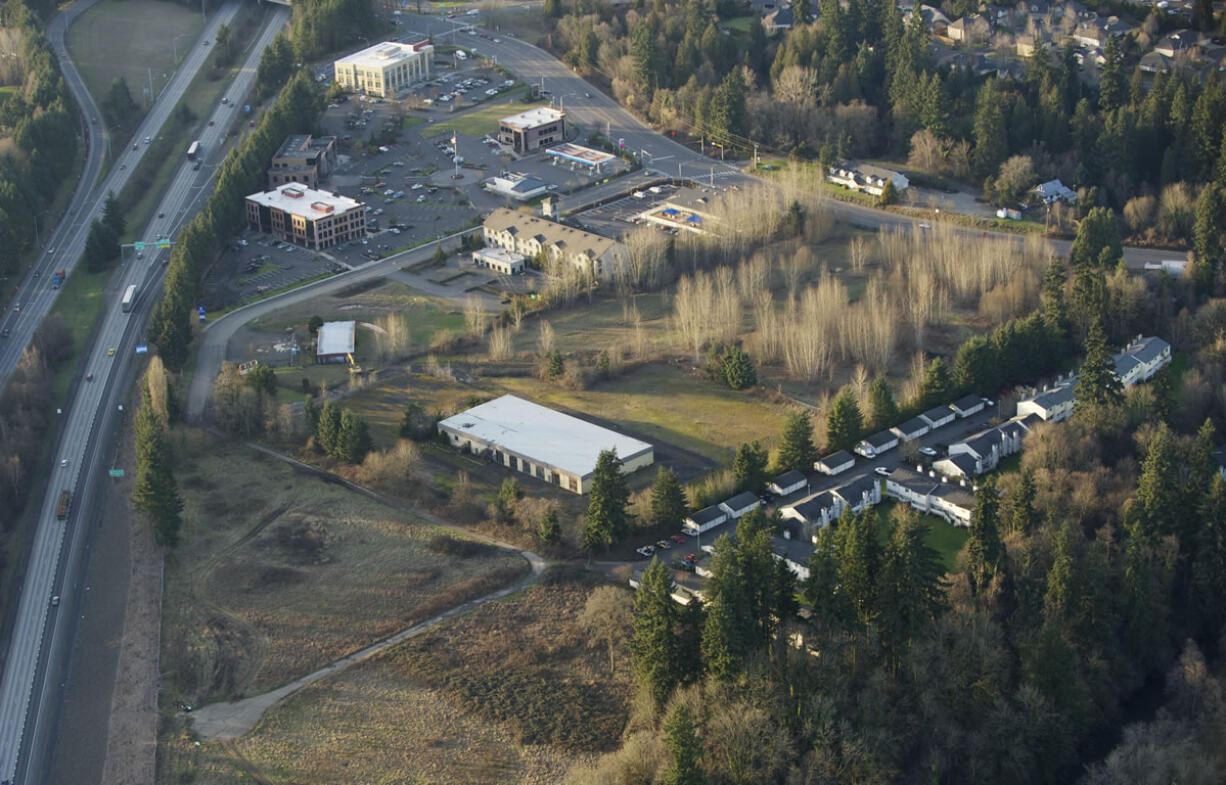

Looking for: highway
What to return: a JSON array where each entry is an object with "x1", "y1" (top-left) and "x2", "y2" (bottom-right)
[
  {"x1": 0, "y1": 0, "x2": 243, "y2": 383},
  {"x1": 0, "y1": 5, "x2": 290, "y2": 783}
]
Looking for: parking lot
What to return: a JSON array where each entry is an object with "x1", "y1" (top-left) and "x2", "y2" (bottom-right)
[
  {"x1": 569, "y1": 182, "x2": 687, "y2": 238},
  {"x1": 201, "y1": 236, "x2": 346, "y2": 310}
]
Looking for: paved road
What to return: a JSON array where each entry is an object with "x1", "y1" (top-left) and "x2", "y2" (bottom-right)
[
  {"x1": 0, "y1": 6, "x2": 290, "y2": 784},
  {"x1": 0, "y1": 0, "x2": 244, "y2": 385},
  {"x1": 186, "y1": 227, "x2": 480, "y2": 422}
]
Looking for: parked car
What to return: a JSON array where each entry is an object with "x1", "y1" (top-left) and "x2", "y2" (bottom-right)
[
  {"x1": 874, "y1": 467, "x2": 892, "y2": 477},
  {"x1": 656, "y1": 539, "x2": 671, "y2": 550},
  {"x1": 919, "y1": 446, "x2": 939, "y2": 457},
  {"x1": 669, "y1": 534, "x2": 686, "y2": 544}
]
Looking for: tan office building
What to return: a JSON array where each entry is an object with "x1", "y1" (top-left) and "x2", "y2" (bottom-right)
[
  {"x1": 245, "y1": 182, "x2": 366, "y2": 251},
  {"x1": 334, "y1": 40, "x2": 433, "y2": 98},
  {"x1": 268, "y1": 135, "x2": 337, "y2": 188},
  {"x1": 482, "y1": 207, "x2": 627, "y2": 280}
]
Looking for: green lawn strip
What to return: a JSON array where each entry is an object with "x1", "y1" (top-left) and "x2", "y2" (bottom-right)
[
  {"x1": 419, "y1": 100, "x2": 541, "y2": 138},
  {"x1": 47, "y1": 266, "x2": 113, "y2": 403},
  {"x1": 402, "y1": 115, "x2": 426, "y2": 128},
  {"x1": 874, "y1": 500, "x2": 968, "y2": 573}
]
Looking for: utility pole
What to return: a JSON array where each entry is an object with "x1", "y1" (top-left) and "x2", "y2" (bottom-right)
[{"x1": 753, "y1": 143, "x2": 758, "y2": 170}]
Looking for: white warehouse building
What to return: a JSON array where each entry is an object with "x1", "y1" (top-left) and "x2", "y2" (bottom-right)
[{"x1": 437, "y1": 395, "x2": 654, "y2": 494}]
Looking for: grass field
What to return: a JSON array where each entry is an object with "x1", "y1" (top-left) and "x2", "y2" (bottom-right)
[
  {"x1": 162, "y1": 570, "x2": 626, "y2": 785},
  {"x1": 161, "y1": 435, "x2": 528, "y2": 707},
  {"x1": 65, "y1": 0, "x2": 203, "y2": 116},
  {"x1": 420, "y1": 99, "x2": 544, "y2": 139},
  {"x1": 45, "y1": 267, "x2": 111, "y2": 402},
  {"x1": 875, "y1": 501, "x2": 968, "y2": 572}
]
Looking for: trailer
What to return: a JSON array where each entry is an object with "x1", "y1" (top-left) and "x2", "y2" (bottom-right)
[
  {"x1": 121, "y1": 284, "x2": 137, "y2": 313},
  {"x1": 56, "y1": 490, "x2": 70, "y2": 520}
]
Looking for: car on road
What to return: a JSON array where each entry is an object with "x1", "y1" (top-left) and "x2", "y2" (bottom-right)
[
  {"x1": 919, "y1": 446, "x2": 939, "y2": 457},
  {"x1": 144, "y1": 136, "x2": 151, "y2": 144},
  {"x1": 874, "y1": 467, "x2": 892, "y2": 477},
  {"x1": 670, "y1": 534, "x2": 686, "y2": 544},
  {"x1": 193, "y1": 161, "x2": 201, "y2": 171},
  {"x1": 132, "y1": 143, "x2": 139, "y2": 150},
  {"x1": 656, "y1": 539, "x2": 671, "y2": 550},
  {"x1": 585, "y1": 91, "x2": 591, "y2": 98},
  {"x1": 60, "y1": 459, "x2": 69, "y2": 468},
  {"x1": 981, "y1": 397, "x2": 995, "y2": 407},
  {"x1": 86, "y1": 373, "x2": 93, "y2": 381},
  {"x1": 50, "y1": 596, "x2": 59, "y2": 607},
  {"x1": 1, "y1": 328, "x2": 9, "y2": 338},
  {"x1": 107, "y1": 347, "x2": 115, "y2": 356},
  {"x1": 635, "y1": 546, "x2": 654, "y2": 558},
  {"x1": 157, "y1": 212, "x2": 165, "y2": 218},
  {"x1": 683, "y1": 553, "x2": 698, "y2": 563}
]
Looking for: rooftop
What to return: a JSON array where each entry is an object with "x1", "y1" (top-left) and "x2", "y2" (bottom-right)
[
  {"x1": 500, "y1": 106, "x2": 565, "y2": 130},
  {"x1": 437, "y1": 394, "x2": 651, "y2": 478},
  {"x1": 951, "y1": 394, "x2": 984, "y2": 412},
  {"x1": 816, "y1": 450, "x2": 854, "y2": 468},
  {"x1": 894, "y1": 416, "x2": 930, "y2": 434},
  {"x1": 723, "y1": 491, "x2": 761, "y2": 511},
  {"x1": 545, "y1": 142, "x2": 616, "y2": 165},
  {"x1": 317, "y1": 320, "x2": 355, "y2": 356},
  {"x1": 484, "y1": 208, "x2": 621, "y2": 260},
  {"x1": 772, "y1": 469, "x2": 807, "y2": 488},
  {"x1": 246, "y1": 182, "x2": 362, "y2": 218},
  {"x1": 862, "y1": 431, "x2": 897, "y2": 448},
  {"x1": 335, "y1": 40, "x2": 432, "y2": 67},
  {"x1": 688, "y1": 505, "x2": 727, "y2": 526}
]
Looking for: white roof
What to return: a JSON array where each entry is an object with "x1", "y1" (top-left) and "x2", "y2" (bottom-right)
[
  {"x1": 247, "y1": 182, "x2": 363, "y2": 219},
  {"x1": 500, "y1": 107, "x2": 565, "y2": 130},
  {"x1": 438, "y1": 394, "x2": 651, "y2": 477},
  {"x1": 472, "y1": 247, "x2": 526, "y2": 265},
  {"x1": 317, "y1": 320, "x2": 355, "y2": 356},
  {"x1": 335, "y1": 40, "x2": 432, "y2": 68}
]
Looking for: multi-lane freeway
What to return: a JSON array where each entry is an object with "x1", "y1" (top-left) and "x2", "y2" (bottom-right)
[{"x1": 0, "y1": 4, "x2": 289, "y2": 783}]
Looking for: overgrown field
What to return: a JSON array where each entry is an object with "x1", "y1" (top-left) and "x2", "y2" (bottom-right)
[
  {"x1": 161, "y1": 569, "x2": 628, "y2": 785},
  {"x1": 160, "y1": 434, "x2": 528, "y2": 706}
]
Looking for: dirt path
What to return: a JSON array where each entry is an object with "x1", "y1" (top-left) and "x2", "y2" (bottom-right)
[{"x1": 187, "y1": 441, "x2": 547, "y2": 741}]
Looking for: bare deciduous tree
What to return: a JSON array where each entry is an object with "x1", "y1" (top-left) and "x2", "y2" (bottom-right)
[{"x1": 580, "y1": 585, "x2": 633, "y2": 673}]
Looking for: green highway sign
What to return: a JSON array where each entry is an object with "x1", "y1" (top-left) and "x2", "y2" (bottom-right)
[
  {"x1": 132, "y1": 241, "x2": 145, "y2": 251},
  {"x1": 156, "y1": 238, "x2": 171, "y2": 248},
  {"x1": 108, "y1": 469, "x2": 125, "y2": 478}
]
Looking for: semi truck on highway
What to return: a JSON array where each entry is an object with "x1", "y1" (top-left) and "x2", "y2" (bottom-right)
[
  {"x1": 187, "y1": 140, "x2": 201, "y2": 160},
  {"x1": 121, "y1": 284, "x2": 137, "y2": 313},
  {"x1": 56, "y1": 490, "x2": 70, "y2": 520},
  {"x1": 51, "y1": 268, "x2": 66, "y2": 289}
]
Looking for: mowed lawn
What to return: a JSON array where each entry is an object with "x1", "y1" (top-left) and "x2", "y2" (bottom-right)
[
  {"x1": 65, "y1": 0, "x2": 203, "y2": 110},
  {"x1": 498, "y1": 364, "x2": 792, "y2": 464},
  {"x1": 875, "y1": 501, "x2": 969, "y2": 573},
  {"x1": 419, "y1": 99, "x2": 543, "y2": 138}
]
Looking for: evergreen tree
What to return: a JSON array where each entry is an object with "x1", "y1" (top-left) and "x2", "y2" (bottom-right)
[
  {"x1": 662, "y1": 705, "x2": 706, "y2": 785},
  {"x1": 1098, "y1": 35, "x2": 1124, "y2": 112},
  {"x1": 803, "y1": 524, "x2": 853, "y2": 631},
  {"x1": 879, "y1": 179, "x2": 899, "y2": 205},
  {"x1": 315, "y1": 400, "x2": 341, "y2": 454},
  {"x1": 1040, "y1": 257, "x2": 1069, "y2": 340},
  {"x1": 972, "y1": 80, "x2": 1009, "y2": 178},
  {"x1": 965, "y1": 477, "x2": 1005, "y2": 592},
  {"x1": 1073, "y1": 317, "x2": 1124, "y2": 426},
  {"x1": 719, "y1": 345, "x2": 757, "y2": 390},
  {"x1": 867, "y1": 376, "x2": 899, "y2": 432},
  {"x1": 334, "y1": 408, "x2": 371, "y2": 463},
  {"x1": 1192, "y1": 182, "x2": 1225, "y2": 292},
  {"x1": 701, "y1": 534, "x2": 754, "y2": 680},
  {"x1": 1043, "y1": 519, "x2": 1079, "y2": 624},
  {"x1": 826, "y1": 388, "x2": 864, "y2": 454},
  {"x1": 1131, "y1": 423, "x2": 1179, "y2": 540},
  {"x1": 836, "y1": 508, "x2": 881, "y2": 628},
  {"x1": 732, "y1": 441, "x2": 769, "y2": 494},
  {"x1": 102, "y1": 191, "x2": 125, "y2": 240},
  {"x1": 131, "y1": 389, "x2": 183, "y2": 546},
  {"x1": 496, "y1": 478, "x2": 522, "y2": 524},
  {"x1": 1194, "y1": 0, "x2": 1215, "y2": 29},
  {"x1": 537, "y1": 508, "x2": 561, "y2": 545},
  {"x1": 649, "y1": 466, "x2": 689, "y2": 530},
  {"x1": 630, "y1": 21, "x2": 658, "y2": 100},
  {"x1": 674, "y1": 596, "x2": 705, "y2": 685},
  {"x1": 878, "y1": 508, "x2": 944, "y2": 661},
  {"x1": 630, "y1": 558, "x2": 679, "y2": 707},
  {"x1": 1008, "y1": 469, "x2": 1038, "y2": 535},
  {"x1": 542, "y1": 0, "x2": 560, "y2": 17},
  {"x1": 1069, "y1": 207, "x2": 1122, "y2": 269},
  {"x1": 952, "y1": 335, "x2": 1000, "y2": 395},
  {"x1": 917, "y1": 357, "x2": 953, "y2": 409},
  {"x1": 1190, "y1": 475, "x2": 1226, "y2": 638},
  {"x1": 776, "y1": 410, "x2": 818, "y2": 473},
  {"x1": 584, "y1": 449, "x2": 629, "y2": 551}
]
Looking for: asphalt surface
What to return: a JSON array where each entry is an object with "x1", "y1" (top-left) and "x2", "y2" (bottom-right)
[{"x1": 0, "y1": 4, "x2": 289, "y2": 783}]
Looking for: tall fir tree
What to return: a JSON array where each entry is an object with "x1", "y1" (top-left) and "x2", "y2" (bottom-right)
[
  {"x1": 1008, "y1": 469, "x2": 1038, "y2": 535},
  {"x1": 701, "y1": 534, "x2": 754, "y2": 680},
  {"x1": 649, "y1": 466, "x2": 689, "y2": 530},
  {"x1": 867, "y1": 376, "x2": 899, "y2": 432},
  {"x1": 630, "y1": 558, "x2": 679, "y2": 707},
  {"x1": 776, "y1": 410, "x2": 817, "y2": 473},
  {"x1": 965, "y1": 477, "x2": 1005, "y2": 593},
  {"x1": 1073, "y1": 317, "x2": 1124, "y2": 427},
  {"x1": 878, "y1": 508, "x2": 945, "y2": 660},
  {"x1": 662, "y1": 705, "x2": 706, "y2": 785},
  {"x1": 826, "y1": 388, "x2": 864, "y2": 454},
  {"x1": 732, "y1": 441, "x2": 769, "y2": 494},
  {"x1": 583, "y1": 449, "x2": 630, "y2": 552}
]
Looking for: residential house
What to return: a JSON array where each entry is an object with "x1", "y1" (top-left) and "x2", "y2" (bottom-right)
[
  {"x1": 907, "y1": 4, "x2": 952, "y2": 32},
  {"x1": 951, "y1": 394, "x2": 986, "y2": 418},
  {"x1": 762, "y1": 4, "x2": 794, "y2": 34},
  {"x1": 720, "y1": 491, "x2": 762, "y2": 520},
  {"x1": 771, "y1": 535, "x2": 815, "y2": 580},
  {"x1": 929, "y1": 484, "x2": 976, "y2": 526},
  {"x1": 919, "y1": 405, "x2": 957, "y2": 430},
  {"x1": 826, "y1": 163, "x2": 910, "y2": 198},
  {"x1": 949, "y1": 429, "x2": 1005, "y2": 474},
  {"x1": 855, "y1": 430, "x2": 900, "y2": 458},
  {"x1": 891, "y1": 416, "x2": 932, "y2": 442},
  {"x1": 782, "y1": 491, "x2": 841, "y2": 539},
  {"x1": 1111, "y1": 335, "x2": 1172, "y2": 386},
  {"x1": 1139, "y1": 51, "x2": 1173, "y2": 73},
  {"x1": 948, "y1": 14, "x2": 990, "y2": 43},
  {"x1": 814, "y1": 450, "x2": 855, "y2": 475},
  {"x1": 1017, "y1": 31, "x2": 1052, "y2": 57},
  {"x1": 482, "y1": 207, "x2": 628, "y2": 280},
  {"x1": 885, "y1": 466, "x2": 940, "y2": 509},
  {"x1": 1033, "y1": 178, "x2": 1078, "y2": 204},
  {"x1": 768, "y1": 470, "x2": 809, "y2": 497},
  {"x1": 934, "y1": 452, "x2": 980, "y2": 479},
  {"x1": 1154, "y1": 29, "x2": 1200, "y2": 58},
  {"x1": 833, "y1": 475, "x2": 883, "y2": 513},
  {"x1": 683, "y1": 504, "x2": 728, "y2": 535},
  {"x1": 1016, "y1": 380, "x2": 1075, "y2": 422}
]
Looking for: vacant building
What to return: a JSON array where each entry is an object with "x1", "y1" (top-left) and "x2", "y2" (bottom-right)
[
  {"x1": 482, "y1": 207, "x2": 628, "y2": 279},
  {"x1": 499, "y1": 107, "x2": 565, "y2": 153},
  {"x1": 333, "y1": 40, "x2": 433, "y2": 98},
  {"x1": 245, "y1": 182, "x2": 366, "y2": 250},
  {"x1": 316, "y1": 320, "x2": 355, "y2": 364},
  {"x1": 268, "y1": 135, "x2": 337, "y2": 188},
  {"x1": 437, "y1": 395, "x2": 653, "y2": 494}
]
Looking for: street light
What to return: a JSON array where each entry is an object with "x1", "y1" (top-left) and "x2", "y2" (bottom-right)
[{"x1": 171, "y1": 33, "x2": 190, "y2": 64}]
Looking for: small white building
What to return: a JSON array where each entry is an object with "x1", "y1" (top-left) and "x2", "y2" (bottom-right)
[
  {"x1": 855, "y1": 431, "x2": 900, "y2": 459},
  {"x1": 890, "y1": 416, "x2": 931, "y2": 442},
  {"x1": 484, "y1": 171, "x2": 551, "y2": 202},
  {"x1": 1111, "y1": 335, "x2": 1172, "y2": 386},
  {"x1": 720, "y1": 491, "x2": 762, "y2": 520},
  {"x1": 919, "y1": 405, "x2": 957, "y2": 430},
  {"x1": 1016, "y1": 382, "x2": 1075, "y2": 422},
  {"x1": 768, "y1": 470, "x2": 808, "y2": 497},
  {"x1": 815, "y1": 450, "x2": 855, "y2": 475},
  {"x1": 771, "y1": 535, "x2": 814, "y2": 580},
  {"x1": 1033, "y1": 178, "x2": 1077, "y2": 204},
  {"x1": 316, "y1": 320, "x2": 356, "y2": 363},
  {"x1": 684, "y1": 504, "x2": 729, "y2": 535},
  {"x1": 832, "y1": 475, "x2": 883, "y2": 514},
  {"x1": 934, "y1": 453, "x2": 979, "y2": 479},
  {"x1": 950, "y1": 394, "x2": 986, "y2": 418},
  {"x1": 827, "y1": 163, "x2": 910, "y2": 198},
  {"x1": 472, "y1": 247, "x2": 526, "y2": 275}
]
